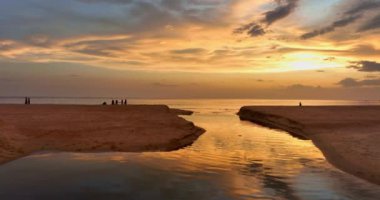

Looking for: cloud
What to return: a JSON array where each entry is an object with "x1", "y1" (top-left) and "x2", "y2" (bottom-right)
[
  {"x1": 301, "y1": 0, "x2": 380, "y2": 39},
  {"x1": 366, "y1": 75, "x2": 378, "y2": 78},
  {"x1": 0, "y1": 0, "x2": 378, "y2": 74},
  {"x1": 359, "y1": 14, "x2": 380, "y2": 31},
  {"x1": 233, "y1": 22, "x2": 266, "y2": 37},
  {"x1": 77, "y1": 0, "x2": 133, "y2": 4},
  {"x1": 348, "y1": 61, "x2": 380, "y2": 72},
  {"x1": 338, "y1": 78, "x2": 359, "y2": 87},
  {"x1": 301, "y1": 15, "x2": 361, "y2": 39},
  {"x1": 345, "y1": 0, "x2": 380, "y2": 15},
  {"x1": 270, "y1": 44, "x2": 380, "y2": 59},
  {"x1": 263, "y1": 0, "x2": 299, "y2": 25},
  {"x1": 0, "y1": 0, "x2": 232, "y2": 42},
  {"x1": 72, "y1": 48, "x2": 117, "y2": 57},
  {"x1": 338, "y1": 77, "x2": 380, "y2": 87},
  {"x1": 152, "y1": 82, "x2": 178, "y2": 87},
  {"x1": 324, "y1": 57, "x2": 336, "y2": 62},
  {"x1": 235, "y1": 0, "x2": 299, "y2": 37},
  {"x1": 170, "y1": 48, "x2": 207, "y2": 55},
  {"x1": 62, "y1": 36, "x2": 130, "y2": 57},
  {"x1": 287, "y1": 84, "x2": 322, "y2": 90},
  {"x1": 0, "y1": 40, "x2": 23, "y2": 52},
  {"x1": 349, "y1": 44, "x2": 380, "y2": 56}
]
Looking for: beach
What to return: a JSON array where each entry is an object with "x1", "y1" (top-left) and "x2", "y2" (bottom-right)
[
  {"x1": 238, "y1": 106, "x2": 380, "y2": 185},
  {"x1": 0, "y1": 104, "x2": 204, "y2": 164}
]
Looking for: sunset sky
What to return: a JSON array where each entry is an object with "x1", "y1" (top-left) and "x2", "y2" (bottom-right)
[{"x1": 1, "y1": 0, "x2": 380, "y2": 99}]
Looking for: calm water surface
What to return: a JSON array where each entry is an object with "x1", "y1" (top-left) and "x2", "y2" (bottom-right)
[{"x1": 0, "y1": 99, "x2": 379, "y2": 199}]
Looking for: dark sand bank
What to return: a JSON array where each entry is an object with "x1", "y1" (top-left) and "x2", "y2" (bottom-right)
[
  {"x1": 170, "y1": 108, "x2": 194, "y2": 115},
  {"x1": 238, "y1": 106, "x2": 380, "y2": 185},
  {"x1": 0, "y1": 105, "x2": 204, "y2": 164}
]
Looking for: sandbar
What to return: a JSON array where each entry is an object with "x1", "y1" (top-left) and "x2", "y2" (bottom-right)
[
  {"x1": 0, "y1": 104, "x2": 204, "y2": 164},
  {"x1": 238, "y1": 106, "x2": 380, "y2": 185}
]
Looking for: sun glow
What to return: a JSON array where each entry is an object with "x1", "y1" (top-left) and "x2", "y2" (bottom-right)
[{"x1": 283, "y1": 53, "x2": 342, "y2": 71}]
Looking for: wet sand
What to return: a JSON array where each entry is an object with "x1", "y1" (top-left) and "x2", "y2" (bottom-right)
[
  {"x1": 0, "y1": 105, "x2": 204, "y2": 164},
  {"x1": 238, "y1": 106, "x2": 380, "y2": 185}
]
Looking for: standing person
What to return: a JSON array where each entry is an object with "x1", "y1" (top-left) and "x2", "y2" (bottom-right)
[
  {"x1": 116, "y1": 100, "x2": 119, "y2": 105},
  {"x1": 299, "y1": 102, "x2": 302, "y2": 107},
  {"x1": 25, "y1": 97, "x2": 28, "y2": 105},
  {"x1": 112, "y1": 100, "x2": 115, "y2": 105},
  {"x1": 125, "y1": 99, "x2": 128, "y2": 105}
]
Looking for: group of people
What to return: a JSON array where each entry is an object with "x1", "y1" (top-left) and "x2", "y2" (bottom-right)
[
  {"x1": 111, "y1": 99, "x2": 128, "y2": 105},
  {"x1": 24, "y1": 97, "x2": 31, "y2": 105}
]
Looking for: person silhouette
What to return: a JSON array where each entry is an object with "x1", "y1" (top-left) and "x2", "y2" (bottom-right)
[
  {"x1": 116, "y1": 100, "x2": 119, "y2": 105},
  {"x1": 25, "y1": 97, "x2": 28, "y2": 105},
  {"x1": 112, "y1": 100, "x2": 115, "y2": 105},
  {"x1": 299, "y1": 102, "x2": 302, "y2": 107}
]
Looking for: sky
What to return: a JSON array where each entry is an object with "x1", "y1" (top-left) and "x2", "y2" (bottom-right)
[{"x1": 0, "y1": 0, "x2": 380, "y2": 99}]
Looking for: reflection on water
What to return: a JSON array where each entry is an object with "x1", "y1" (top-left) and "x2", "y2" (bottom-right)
[{"x1": 0, "y1": 100, "x2": 379, "y2": 199}]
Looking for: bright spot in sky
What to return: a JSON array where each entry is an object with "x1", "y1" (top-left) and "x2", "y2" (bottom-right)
[{"x1": 283, "y1": 53, "x2": 342, "y2": 71}]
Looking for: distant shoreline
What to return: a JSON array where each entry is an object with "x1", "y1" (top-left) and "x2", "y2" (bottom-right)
[
  {"x1": 1, "y1": 97, "x2": 380, "y2": 101},
  {"x1": 238, "y1": 106, "x2": 380, "y2": 185},
  {"x1": 0, "y1": 104, "x2": 204, "y2": 165}
]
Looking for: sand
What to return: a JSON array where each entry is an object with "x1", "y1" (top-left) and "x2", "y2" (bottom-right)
[
  {"x1": 238, "y1": 106, "x2": 380, "y2": 185},
  {"x1": 0, "y1": 104, "x2": 204, "y2": 164}
]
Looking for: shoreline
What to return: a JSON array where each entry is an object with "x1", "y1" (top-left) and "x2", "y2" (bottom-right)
[
  {"x1": 0, "y1": 104, "x2": 204, "y2": 164},
  {"x1": 238, "y1": 106, "x2": 380, "y2": 185}
]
